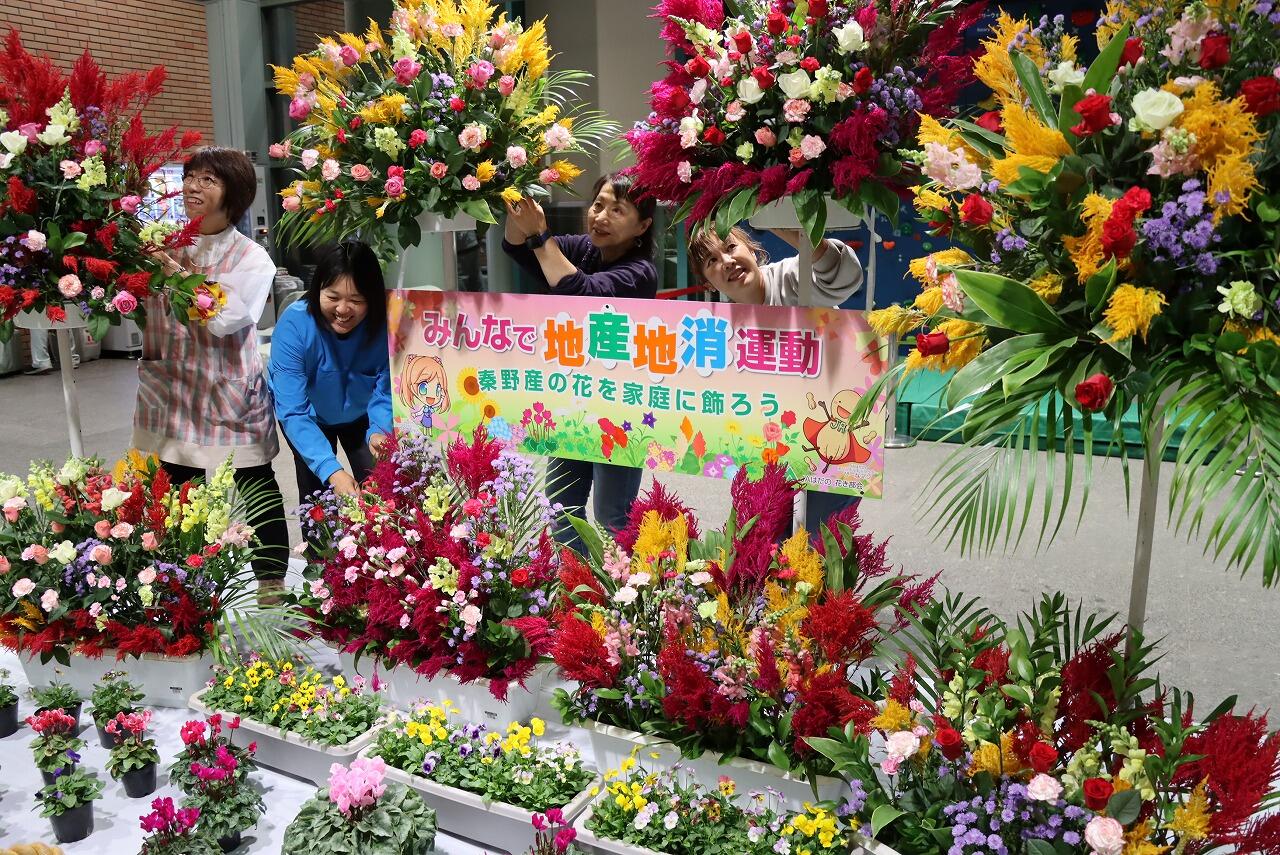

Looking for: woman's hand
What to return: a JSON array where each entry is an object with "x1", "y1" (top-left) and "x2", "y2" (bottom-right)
[
  {"x1": 506, "y1": 196, "x2": 548, "y2": 243},
  {"x1": 154, "y1": 250, "x2": 186, "y2": 277},
  {"x1": 327, "y1": 470, "x2": 360, "y2": 497},
  {"x1": 769, "y1": 228, "x2": 830, "y2": 263},
  {"x1": 369, "y1": 433, "x2": 388, "y2": 457}
]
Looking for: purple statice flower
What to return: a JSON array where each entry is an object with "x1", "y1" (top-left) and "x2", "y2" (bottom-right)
[{"x1": 1141, "y1": 179, "x2": 1221, "y2": 275}]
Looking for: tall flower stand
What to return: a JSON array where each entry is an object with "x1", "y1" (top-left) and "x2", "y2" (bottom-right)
[
  {"x1": 14, "y1": 306, "x2": 88, "y2": 456},
  {"x1": 384, "y1": 211, "x2": 478, "y2": 291}
]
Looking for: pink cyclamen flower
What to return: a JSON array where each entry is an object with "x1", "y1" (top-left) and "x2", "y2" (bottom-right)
[
  {"x1": 300, "y1": 148, "x2": 320, "y2": 169},
  {"x1": 462, "y1": 175, "x2": 481, "y2": 191},
  {"x1": 553, "y1": 828, "x2": 577, "y2": 852},
  {"x1": 497, "y1": 75, "x2": 516, "y2": 96},
  {"x1": 321, "y1": 158, "x2": 341, "y2": 181},
  {"x1": 57, "y1": 274, "x2": 82, "y2": 298},
  {"x1": 40, "y1": 589, "x2": 58, "y2": 612},
  {"x1": 754, "y1": 127, "x2": 777, "y2": 147},
  {"x1": 91, "y1": 544, "x2": 113, "y2": 565},
  {"x1": 282, "y1": 195, "x2": 301, "y2": 213},
  {"x1": 350, "y1": 164, "x2": 372, "y2": 182},
  {"x1": 11, "y1": 578, "x2": 35, "y2": 597},
  {"x1": 543, "y1": 124, "x2": 572, "y2": 150},
  {"x1": 109, "y1": 522, "x2": 134, "y2": 539},
  {"x1": 430, "y1": 162, "x2": 449, "y2": 180},
  {"x1": 59, "y1": 159, "x2": 82, "y2": 179},
  {"x1": 506, "y1": 145, "x2": 528, "y2": 167},
  {"x1": 384, "y1": 176, "x2": 405, "y2": 197},
  {"x1": 21, "y1": 544, "x2": 48, "y2": 565},
  {"x1": 119, "y1": 195, "x2": 142, "y2": 215},
  {"x1": 799, "y1": 134, "x2": 826, "y2": 160},
  {"x1": 113, "y1": 291, "x2": 138, "y2": 314},
  {"x1": 393, "y1": 57, "x2": 422, "y2": 86}
]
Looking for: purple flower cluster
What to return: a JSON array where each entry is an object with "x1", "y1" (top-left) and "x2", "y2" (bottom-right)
[
  {"x1": 1140, "y1": 179, "x2": 1221, "y2": 275},
  {"x1": 941, "y1": 779, "x2": 1091, "y2": 855},
  {"x1": 867, "y1": 66, "x2": 923, "y2": 144}
]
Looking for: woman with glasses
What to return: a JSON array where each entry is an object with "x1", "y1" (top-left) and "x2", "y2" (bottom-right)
[{"x1": 131, "y1": 146, "x2": 290, "y2": 602}]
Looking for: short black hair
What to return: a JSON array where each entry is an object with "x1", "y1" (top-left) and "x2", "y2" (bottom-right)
[
  {"x1": 184, "y1": 147, "x2": 257, "y2": 224},
  {"x1": 305, "y1": 241, "x2": 386, "y2": 341},
  {"x1": 590, "y1": 172, "x2": 658, "y2": 261}
]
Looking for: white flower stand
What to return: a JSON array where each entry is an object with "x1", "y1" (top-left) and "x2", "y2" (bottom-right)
[
  {"x1": 15, "y1": 306, "x2": 89, "y2": 456},
  {"x1": 384, "y1": 210, "x2": 478, "y2": 291}
]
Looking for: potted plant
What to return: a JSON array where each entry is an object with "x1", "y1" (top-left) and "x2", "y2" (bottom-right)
[
  {"x1": 30, "y1": 682, "x2": 81, "y2": 728},
  {"x1": 180, "y1": 733, "x2": 266, "y2": 851},
  {"x1": 525, "y1": 810, "x2": 580, "y2": 855},
  {"x1": 26, "y1": 709, "x2": 84, "y2": 785},
  {"x1": 281, "y1": 757, "x2": 437, "y2": 855},
  {"x1": 89, "y1": 671, "x2": 144, "y2": 748},
  {"x1": 34, "y1": 760, "x2": 103, "y2": 844},
  {"x1": 139, "y1": 796, "x2": 221, "y2": 855},
  {"x1": 0, "y1": 667, "x2": 18, "y2": 737},
  {"x1": 105, "y1": 709, "x2": 160, "y2": 797},
  {"x1": 168, "y1": 713, "x2": 256, "y2": 795}
]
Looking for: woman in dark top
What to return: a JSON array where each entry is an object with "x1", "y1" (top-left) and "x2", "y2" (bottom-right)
[{"x1": 502, "y1": 172, "x2": 657, "y2": 546}]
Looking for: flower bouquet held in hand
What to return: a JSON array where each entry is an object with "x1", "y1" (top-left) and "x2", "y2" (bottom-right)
[
  {"x1": 295, "y1": 428, "x2": 562, "y2": 704},
  {"x1": 105, "y1": 709, "x2": 159, "y2": 797},
  {"x1": 282, "y1": 757, "x2": 438, "y2": 855},
  {"x1": 269, "y1": 0, "x2": 615, "y2": 249},
  {"x1": 626, "y1": 0, "x2": 984, "y2": 243},
  {"x1": 89, "y1": 670, "x2": 143, "y2": 747},
  {"x1": 139, "y1": 797, "x2": 220, "y2": 855},
  {"x1": 808, "y1": 592, "x2": 1280, "y2": 854},
  {"x1": 0, "y1": 30, "x2": 213, "y2": 340},
  {"x1": 34, "y1": 748, "x2": 103, "y2": 844},
  {"x1": 866, "y1": 2, "x2": 1280, "y2": 581}
]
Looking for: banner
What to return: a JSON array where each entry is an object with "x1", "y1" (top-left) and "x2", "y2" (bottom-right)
[{"x1": 389, "y1": 290, "x2": 888, "y2": 498}]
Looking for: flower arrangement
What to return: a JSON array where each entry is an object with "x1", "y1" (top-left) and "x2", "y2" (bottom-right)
[
  {"x1": 807, "y1": 593, "x2": 1280, "y2": 854},
  {"x1": 104, "y1": 709, "x2": 158, "y2": 779},
  {"x1": 296, "y1": 428, "x2": 562, "y2": 699},
  {"x1": 525, "y1": 809, "x2": 579, "y2": 855},
  {"x1": 269, "y1": 0, "x2": 615, "y2": 249},
  {"x1": 371, "y1": 701, "x2": 595, "y2": 812},
  {"x1": 0, "y1": 30, "x2": 214, "y2": 340},
  {"x1": 199, "y1": 656, "x2": 383, "y2": 747},
  {"x1": 551, "y1": 472, "x2": 937, "y2": 777},
  {"x1": 26, "y1": 709, "x2": 83, "y2": 774},
  {"x1": 0, "y1": 453, "x2": 276, "y2": 666},
  {"x1": 89, "y1": 670, "x2": 143, "y2": 729},
  {"x1": 866, "y1": 1, "x2": 1280, "y2": 580},
  {"x1": 281, "y1": 757, "x2": 437, "y2": 855},
  {"x1": 168, "y1": 712, "x2": 257, "y2": 794},
  {"x1": 585, "y1": 758, "x2": 849, "y2": 855},
  {"x1": 139, "y1": 797, "x2": 219, "y2": 855},
  {"x1": 626, "y1": 0, "x2": 984, "y2": 241}
]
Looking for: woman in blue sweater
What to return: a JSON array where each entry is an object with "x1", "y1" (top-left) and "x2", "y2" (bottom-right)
[
  {"x1": 502, "y1": 173, "x2": 657, "y2": 545},
  {"x1": 270, "y1": 241, "x2": 392, "y2": 500}
]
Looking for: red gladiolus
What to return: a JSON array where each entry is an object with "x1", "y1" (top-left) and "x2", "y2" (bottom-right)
[
  {"x1": 766, "y1": 11, "x2": 788, "y2": 35},
  {"x1": 959, "y1": 194, "x2": 994, "y2": 226},
  {"x1": 684, "y1": 55, "x2": 710, "y2": 78},
  {"x1": 916, "y1": 331, "x2": 950, "y2": 356},
  {"x1": 751, "y1": 66, "x2": 776, "y2": 90},
  {"x1": 1121, "y1": 37, "x2": 1144, "y2": 67},
  {"x1": 853, "y1": 67, "x2": 873, "y2": 94},
  {"x1": 1083, "y1": 777, "x2": 1114, "y2": 810},
  {"x1": 1070, "y1": 93, "x2": 1118, "y2": 137},
  {"x1": 1074, "y1": 373, "x2": 1114, "y2": 412},
  {"x1": 1199, "y1": 33, "x2": 1231, "y2": 69},
  {"x1": 800, "y1": 56, "x2": 820, "y2": 73},
  {"x1": 1029, "y1": 741, "x2": 1058, "y2": 773},
  {"x1": 935, "y1": 726, "x2": 965, "y2": 760},
  {"x1": 1241, "y1": 76, "x2": 1280, "y2": 116},
  {"x1": 975, "y1": 110, "x2": 1003, "y2": 134}
]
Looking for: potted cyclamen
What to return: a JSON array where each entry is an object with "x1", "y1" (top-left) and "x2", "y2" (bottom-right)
[
  {"x1": 282, "y1": 757, "x2": 437, "y2": 855},
  {"x1": 106, "y1": 709, "x2": 161, "y2": 797},
  {"x1": 0, "y1": 667, "x2": 18, "y2": 737},
  {"x1": 35, "y1": 755, "x2": 104, "y2": 843},
  {"x1": 90, "y1": 671, "x2": 144, "y2": 748},
  {"x1": 168, "y1": 713, "x2": 255, "y2": 795},
  {"x1": 30, "y1": 682, "x2": 82, "y2": 729},
  {"x1": 26, "y1": 709, "x2": 85, "y2": 785},
  {"x1": 139, "y1": 796, "x2": 221, "y2": 855},
  {"x1": 525, "y1": 811, "x2": 580, "y2": 855},
  {"x1": 181, "y1": 738, "x2": 266, "y2": 851}
]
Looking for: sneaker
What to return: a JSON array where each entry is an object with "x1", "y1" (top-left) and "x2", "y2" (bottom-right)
[{"x1": 23, "y1": 366, "x2": 52, "y2": 376}]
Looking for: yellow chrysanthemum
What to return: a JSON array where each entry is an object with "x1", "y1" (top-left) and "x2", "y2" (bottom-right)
[
  {"x1": 914, "y1": 287, "x2": 946, "y2": 315},
  {"x1": 871, "y1": 699, "x2": 913, "y2": 732},
  {"x1": 500, "y1": 187, "x2": 524, "y2": 204},
  {"x1": 1029, "y1": 273, "x2": 1064, "y2": 305},
  {"x1": 908, "y1": 248, "x2": 973, "y2": 286},
  {"x1": 868, "y1": 306, "x2": 925, "y2": 337},
  {"x1": 1103, "y1": 284, "x2": 1166, "y2": 342},
  {"x1": 548, "y1": 159, "x2": 584, "y2": 184},
  {"x1": 1165, "y1": 781, "x2": 1212, "y2": 841},
  {"x1": 780, "y1": 530, "x2": 824, "y2": 594},
  {"x1": 991, "y1": 103, "x2": 1072, "y2": 187},
  {"x1": 476, "y1": 160, "x2": 497, "y2": 183},
  {"x1": 1062, "y1": 193, "x2": 1115, "y2": 283}
]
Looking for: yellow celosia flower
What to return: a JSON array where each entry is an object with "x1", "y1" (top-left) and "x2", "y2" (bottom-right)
[
  {"x1": 781, "y1": 529, "x2": 824, "y2": 594},
  {"x1": 1178, "y1": 83, "x2": 1263, "y2": 220},
  {"x1": 915, "y1": 287, "x2": 946, "y2": 315},
  {"x1": 1062, "y1": 193, "x2": 1116, "y2": 283},
  {"x1": 991, "y1": 103, "x2": 1072, "y2": 187},
  {"x1": 359, "y1": 93, "x2": 408, "y2": 125},
  {"x1": 871, "y1": 699, "x2": 914, "y2": 732},
  {"x1": 1029, "y1": 273, "x2": 1064, "y2": 305},
  {"x1": 522, "y1": 104, "x2": 559, "y2": 129},
  {"x1": 1103, "y1": 284, "x2": 1166, "y2": 342},
  {"x1": 913, "y1": 187, "x2": 951, "y2": 216},
  {"x1": 631, "y1": 511, "x2": 688, "y2": 575},
  {"x1": 908, "y1": 248, "x2": 973, "y2": 286},
  {"x1": 974, "y1": 13, "x2": 1043, "y2": 105},
  {"x1": 1165, "y1": 780, "x2": 1211, "y2": 841},
  {"x1": 547, "y1": 159, "x2": 583, "y2": 184},
  {"x1": 503, "y1": 18, "x2": 549, "y2": 80},
  {"x1": 868, "y1": 306, "x2": 924, "y2": 338},
  {"x1": 1122, "y1": 821, "x2": 1170, "y2": 855}
]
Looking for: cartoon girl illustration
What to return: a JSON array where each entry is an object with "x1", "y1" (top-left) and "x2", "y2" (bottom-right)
[{"x1": 400, "y1": 355, "x2": 450, "y2": 430}]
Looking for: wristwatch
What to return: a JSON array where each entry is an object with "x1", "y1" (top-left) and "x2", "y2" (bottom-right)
[{"x1": 524, "y1": 230, "x2": 552, "y2": 250}]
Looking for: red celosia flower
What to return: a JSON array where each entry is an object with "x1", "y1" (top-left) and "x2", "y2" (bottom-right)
[
  {"x1": 791, "y1": 671, "x2": 876, "y2": 754},
  {"x1": 972, "y1": 643, "x2": 1010, "y2": 689},
  {"x1": 803, "y1": 589, "x2": 878, "y2": 663},
  {"x1": 1056, "y1": 633, "x2": 1123, "y2": 752},
  {"x1": 889, "y1": 654, "x2": 917, "y2": 707},
  {"x1": 1175, "y1": 710, "x2": 1280, "y2": 840},
  {"x1": 93, "y1": 223, "x2": 119, "y2": 254},
  {"x1": 446, "y1": 425, "x2": 501, "y2": 494},
  {"x1": 724, "y1": 463, "x2": 797, "y2": 595},
  {"x1": 6, "y1": 176, "x2": 37, "y2": 215},
  {"x1": 551, "y1": 613, "x2": 618, "y2": 688},
  {"x1": 82, "y1": 256, "x2": 118, "y2": 281},
  {"x1": 652, "y1": 0, "x2": 725, "y2": 56}
]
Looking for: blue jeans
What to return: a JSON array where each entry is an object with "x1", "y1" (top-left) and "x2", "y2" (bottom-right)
[{"x1": 547, "y1": 457, "x2": 643, "y2": 550}]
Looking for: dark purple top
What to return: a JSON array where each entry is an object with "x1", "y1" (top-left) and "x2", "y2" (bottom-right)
[{"x1": 502, "y1": 233, "x2": 657, "y2": 298}]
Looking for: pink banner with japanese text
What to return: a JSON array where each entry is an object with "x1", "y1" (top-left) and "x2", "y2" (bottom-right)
[{"x1": 388, "y1": 290, "x2": 888, "y2": 498}]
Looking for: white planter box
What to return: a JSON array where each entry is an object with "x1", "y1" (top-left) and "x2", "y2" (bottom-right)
[
  {"x1": 14, "y1": 304, "x2": 89, "y2": 330},
  {"x1": 579, "y1": 719, "x2": 847, "y2": 811},
  {"x1": 348, "y1": 653, "x2": 552, "y2": 724},
  {"x1": 749, "y1": 197, "x2": 863, "y2": 231},
  {"x1": 367, "y1": 749, "x2": 597, "y2": 855},
  {"x1": 188, "y1": 687, "x2": 384, "y2": 785},
  {"x1": 20, "y1": 651, "x2": 213, "y2": 708}
]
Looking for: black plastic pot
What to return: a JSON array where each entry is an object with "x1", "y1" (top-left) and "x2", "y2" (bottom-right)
[
  {"x1": 41, "y1": 768, "x2": 57, "y2": 787},
  {"x1": 218, "y1": 830, "x2": 242, "y2": 852},
  {"x1": 120, "y1": 761, "x2": 157, "y2": 798},
  {"x1": 49, "y1": 802, "x2": 93, "y2": 843},
  {"x1": 0, "y1": 701, "x2": 17, "y2": 737},
  {"x1": 94, "y1": 722, "x2": 122, "y2": 749},
  {"x1": 36, "y1": 701, "x2": 82, "y2": 731}
]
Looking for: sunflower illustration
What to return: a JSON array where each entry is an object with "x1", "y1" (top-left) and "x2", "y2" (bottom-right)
[
  {"x1": 479, "y1": 398, "x2": 501, "y2": 420},
  {"x1": 457, "y1": 367, "x2": 484, "y2": 403}
]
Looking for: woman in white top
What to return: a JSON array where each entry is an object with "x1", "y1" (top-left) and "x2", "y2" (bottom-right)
[
  {"x1": 133, "y1": 147, "x2": 288, "y2": 598},
  {"x1": 690, "y1": 225, "x2": 865, "y2": 528}
]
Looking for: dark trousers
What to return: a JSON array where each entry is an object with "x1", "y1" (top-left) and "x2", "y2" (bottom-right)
[
  {"x1": 161, "y1": 460, "x2": 290, "y2": 581},
  {"x1": 284, "y1": 416, "x2": 376, "y2": 503},
  {"x1": 547, "y1": 457, "x2": 643, "y2": 550}
]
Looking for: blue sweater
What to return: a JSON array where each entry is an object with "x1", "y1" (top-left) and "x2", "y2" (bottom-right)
[
  {"x1": 269, "y1": 301, "x2": 392, "y2": 483},
  {"x1": 502, "y1": 234, "x2": 657, "y2": 298}
]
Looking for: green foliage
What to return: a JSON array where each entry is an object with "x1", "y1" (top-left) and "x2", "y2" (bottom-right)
[
  {"x1": 281, "y1": 782, "x2": 437, "y2": 855},
  {"x1": 90, "y1": 672, "x2": 143, "y2": 725},
  {"x1": 31, "y1": 681, "x2": 80, "y2": 712},
  {"x1": 35, "y1": 767, "x2": 103, "y2": 817}
]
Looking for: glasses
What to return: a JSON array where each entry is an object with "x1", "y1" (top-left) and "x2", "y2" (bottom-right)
[{"x1": 182, "y1": 173, "x2": 221, "y2": 189}]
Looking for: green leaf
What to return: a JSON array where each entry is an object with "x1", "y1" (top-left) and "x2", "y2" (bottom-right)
[
  {"x1": 1083, "y1": 23, "x2": 1132, "y2": 96},
  {"x1": 1000, "y1": 683, "x2": 1033, "y2": 706},
  {"x1": 459, "y1": 198, "x2": 497, "y2": 224},
  {"x1": 766, "y1": 740, "x2": 791, "y2": 772},
  {"x1": 62, "y1": 231, "x2": 88, "y2": 250},
  {"x1": 593, "y1": 688, "x2": 623, "y2": 700},
  {"x1": 871, "y1": 804, "x2": 906, "y2": 837},
  {"x1": 862, "y1": 182, "x2": 901, "y2": 229},
  {"x1": 1090, "y1": 321, "x2": 1132, "y2": 358},
  {"x1": 1058, "y1": 83, "x2": 1085, "y2": 136},
  {"x1": 397, "y1": 215, "x2": 422, "y2": 249},
  {"x1": 946, "y1": 334, "x2": 1055, "y2": 408},
  {"x1": 951, "y1": 119, "x2": 1007, "y2": 157},
  {"x1": 953, "y1": 269, "x2": 1072, "y2": 335},
  {"x1": 1001, "y1": 339, "x2": 1074, "y2": 397},
  {"x1": 1084, "y1": 258, "x2": 1119, "y2": 318},
  {"x1": 793, "y1": 189, "x2": 827, "y2": 248},
  {"x1": 87, "y1": 313, "x2": 110, "y2": 344},
  {"x1": 1012, "y1": 52, "x2": 1056, "y2": 125},
  {"x1": 1026, "y1": 840, "x2": 1058, "y2": 855},
  {"x1": 1108, "y1": 789, "x2": 1142, "y2": 825}
]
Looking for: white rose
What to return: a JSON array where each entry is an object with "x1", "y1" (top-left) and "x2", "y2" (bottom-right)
[
  {"x1": 0, "y1": 476, "x2": 23, "y2": 503},
  {"x1": 1129, "y1": 88, "x2": 1184, "y2": 132},
  {"x1": 1084, "y1": 817, "x2": 1125, "y2": 855},
  {"x1": 1046, "y1": 61, "x2": 1085, "y2": 94},
  {"x1": 49, "y1": 540, "x2": 76, "y2": 565},
  {"x1": 834, "y1": 22, "x2": 866, "y2": 54},
  {"x1": 36, "y1": 124, "x2": 70, "y2": 146},
  {"x1": 1025, "y1": 773, "x2": 1063, "y2": 802},
  {"x1": 778, "y1": 69, "x2": 813, "y2": 100},
  {"x1": 0, "y1": 131, "x2": 27, "y2": 155},
  {"x1": 56, "y1": 458, "x2": 88, "y2": 486},
  {"x1": 100, "y1": 487, "x2": 131, "y2": 512},
  {"x1": 736, "y1": 76, "x2": 765, "y2": 104}
]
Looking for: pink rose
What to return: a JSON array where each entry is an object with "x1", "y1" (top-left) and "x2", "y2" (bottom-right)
[
  {"x1": 21, "y1": 545, "x2": 48, "y2": 565},
  {"x1": 462, "y1": 174, "x2": 481, "y2": 191},
  {"x1": 90, "y1": 544, "x2": 113, "y2": 565},
  {"x1": 457, "y1": 124, "x2": 488, "y2": 151},
  {"x1": 88, "y1": 602, "x2": 101, "y2": 617},
  {"x1": 113, "y1": 291, "x2": 138, "y2": 314},
  {"x1": 543, "y1": 123, "x2": 572, "y2": 150},
  {"x1": 110, "y1": 522, "x2": 134, "y2": 539},
  {"x1": 408, "y1": 129, "x2": 428, "y2": 148},
  {"x1": 506, "y1": 145, "x2": 528, "y2": 167},
  {"x1": 1084, "y1": 817, "x2": 1125, "y2": 855},
  {"x1": 282, "y1": 195, "x2": 301, "y2": 213},
  {"x1": 539, "y1": 167, "x2": 561, "y2": 184},
  {"x1": 497, "y1": 75, "x2": 516, "y2": 96},
  {"x1": 60, "y1": 159, "x2": 82, "y2": 179},
  {"x1": 90, "y1": 287, "x2": 105, "y2": 300},
  {"x1": 21, "y1": 230, "x2": 46, "y2": 252},
  {"x1": 366, "y1": 41, "x2": 380, "y2": 54},
  {"x1": 468, "y1": 60, "x2": 495, "y2": 86},
  {"x1": 300, "y1": 148, "x2": 320, "y2": 169},
  {"x1": 788, "y1": 147, "x2": 806, "y2": 167},
  {"x1": 393, "y1": 57, "x2": 422, "y2": 86},
  {"x1": 754, "y1": 127, "x2": 777, "y2": 147},
  {"x1": 298, "y1": 72, "x2": 316, "y2": 91},
  {"x1": 350, "y1": 164, "x2": 372, "y2": 182},
  {"x1": 321, "y1": 158, "x2": 341, "y2": 181},
  {"x1": 384, "y1": 176, "x2": 405, "y2": 197},
  {"x1": 18, "y1": 122, "x2": 40, "y2": 142},
  {"x1": 83, "y1": 139, "x2": 104, "y2": 156},
  {"x1": 783, "y1": 98, "x2": 811, "y2": 123},
  {"x1": 268, "y1": 141, "x2": 291, "y2": 159},
  {"x1": 57, "y1": 274, "x2": 83, "y2": 298},
  {"x1": 11, "y1": 578, "x2": 35, "y2": 597},
  {"x1": 0, "y1": 555, "x2": 6, "y2": 574},
  {"x1": 289, "y1": 97, "x2": 313, "y2": 120},
  {"x1": 141, "y1": 532, "x2": 159, "y2": 550},
  {"x1": 677, "y1": 161, "x2": 693, "y2": 183},
  {"x1": 95, "y1": 520, "x2": 112, "y2": 538},
  {"x1": 429, "y1": 161, "x2": 449, "y2": 179},
  {"x1": 799, "y1": 134, "x2": 826, "y2": 160},
  {"x1": 119, "y1": 195, "x2": 142, "y2": 215},
  {"x1": 3, "y1": 497, "x2": 25, "y2": 523},
  {"x1": 40, "y1": 588, "x2": 58, "y2": 612},
  {"x1": 339, "y1": 44, "x2": 360, "y2": 66},
  {"x1": 137, "y1": 567, "x2": 156, "y2": 585}
]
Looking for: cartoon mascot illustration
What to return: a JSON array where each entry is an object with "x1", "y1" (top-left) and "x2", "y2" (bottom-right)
[
  {"x1": 802, "y1": 389, "x2": 871, "y2": 472},
  {"x1": 400, "y1": 354, "x2": 450, "y2": 429}
]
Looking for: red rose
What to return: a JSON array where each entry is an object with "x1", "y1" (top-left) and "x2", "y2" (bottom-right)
[
  {"x1": 732, "y1": 31, "x2": 753, "y2": 54},
  {"x1": 1101, "y1": 217, "x2": 1137, "y2": 259},
  {"x1": 348, "y1": 117, "x2": 362, "y2": 129},
  {"x1": 1074, "y1": 373, "x2": 1114, "y2": 412},
  {"x1": 1070, "y1": 93, "x2": 1117, "y2": 137},
  {"x1": 450, "y1": 96, "x2": 466, "y2": 112},
  {"x1": 975, "y1": 110, "x2": 1003, "y2": 134},
  {"x1": 751, "y1": 66, "x2": 776, "y2": 90},
  {"x1": 934, "y1": 726, "x2": 965, "y2": 760},
  {"x1": 45, "y1": 305, "x2": 66, "y2": 323},
  {"x1": 685, "y1": 55, "x2": 711, "y2": 78},
  {"x1": 1241, "y1": 75, "x2": 1280, "y2": 116},
  {"x1": 786, "y1": 34, "x2": 802, "y2": 47},
  {"x1": 808, "y1": 0, "x2": 828, "y2": 18},
  {"x1": 1199, "y1": 33, "x2": 1230, "y2": 70},
  {"x1": 780, "y1": 410, "x2": 796, "y2": 427},
  {"x1": 1121, "y1": 37, "x2": 1144, "y2": 67},
  {"x1": 1082, "y1": 777, "x2": 1114, "y2": 810},
  {"x1": 408, "y1": 129, "x2": 428, "y2": 148},
  {"x1": 959, "y1": 194, "x2": 994, "y2": 226},
  {"x1": 767, "y1": 11, "x2": 788, "y2": 35},
  {"x1": 854, "y1": 67, "x2": 874, "y2": 94},
  {"x1": 308, "y1": 505, "x2": 326, "y2": 522},
  {"x1": 702, "y1": 126, "x2": 726, "y2": 146},
  {"x1": 186, "y1": 553, "x2": 205, "y2": 569},
  {"x1": 800, "y1": 56, "x2": 820, "y2": 73},
  {"x1": 511, "y1": 567, "x2": 531, "y2": 587},
  {"x1": 915, "y1": 331, "x2": 950, "y2": 356},
  {"x1": 1029, "y1": 741, "x2": 1058, "y2": 773}
]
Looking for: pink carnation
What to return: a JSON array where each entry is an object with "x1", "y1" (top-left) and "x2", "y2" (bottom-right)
[
  {"x1": 539, "y1": 167, "x2": 561, "y2": 184},
  {"x1": 783, "y1": 99, "x2": 811, "y2": 123},
  {"x1": 57, "y1": 274, "x2": 82, "y2": 298},
  {"x1": 110, "y1": 522, "x2": 134, "y2": 539},
  {"x1": 544, "y1": 124, "x2": 573, "y2": 150},
  {"x1": 462, "y1": 175, "x2": 481, "y2": 191},
  {"x1": 321, "y1": 158, "x2": 341, "y2": 181},
  {"x1": 11, "y1": 577, "x2": 35, "y2": 597},
  {"x1": 59, "y1": 159, "x2": 82, "y2": 179},
  {"x1": 300, "y1": 148, "x2": 320, "y2": 169},
  {"x1": 21, "y1": 544, "x2": 48, "y2": 565},
  {"x1": 40, "y1": 589, "x2": 59, "y2": 612},
  {"x1": 506, "y1": 145, "x2": 528, "y2": 167},
  {"x1": 799, "y1": 134, "x2": 826, "y2": 160}
]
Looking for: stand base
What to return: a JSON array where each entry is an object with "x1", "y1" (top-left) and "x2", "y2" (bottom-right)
[{"x1": 884, "y1": 433, "x2": 917, "y2": 449}]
